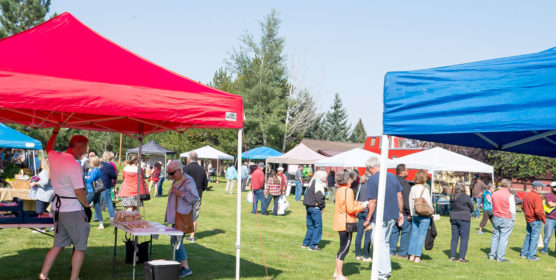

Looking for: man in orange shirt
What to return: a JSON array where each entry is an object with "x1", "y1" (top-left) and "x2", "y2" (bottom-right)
[
  {"x1": 250, "y1": 162, "x2": 266, "y2": 214},
  {"x1": 520, "y1": 181, "x2": 546, "y2": 261}
]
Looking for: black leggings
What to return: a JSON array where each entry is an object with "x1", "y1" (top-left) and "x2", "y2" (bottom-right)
[{"x1": 337, "y1": 231, "x2": 353, "y2": 261}]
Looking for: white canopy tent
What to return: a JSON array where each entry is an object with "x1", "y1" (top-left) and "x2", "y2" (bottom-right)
[
  {"x1": 266, "y1": 143, "x2": 327, "y2": 165},
  {"x1": 315, "y1": 148, "x2": 382, "y2": 167},
  {"x1": 180, "y1": 145, "x2": 234, "y2": 160},
  {"x1": 389, "y1": 147, "x2": 494, "y2": 194},
  {"x1": 180, "y1": 145, "x2": 234, "y2": 183},
  {"x1": 388, "y1": 147, "x2": 493, "y2": 173}
]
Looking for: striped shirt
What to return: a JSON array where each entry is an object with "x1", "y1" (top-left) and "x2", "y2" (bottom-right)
[{"x1": 266, "y1": 176, "x2": 282, "y2": 196}]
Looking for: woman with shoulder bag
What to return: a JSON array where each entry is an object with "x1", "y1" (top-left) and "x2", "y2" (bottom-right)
[
  {"x1": 164, "y1": 160, "x2": 199, "y2": 277},
  {"x1": 118, "y1": 155, "x2": 148, "y2": 212},
  {"x1": 408, "y1": 170, "x2": 433, "y2": 263},
  {"x1": 332, "y1": 170, "x2": 366, "y2": 280},
  {"x1": 449, "y1": 181, "x2": 474, "y2": 262}
]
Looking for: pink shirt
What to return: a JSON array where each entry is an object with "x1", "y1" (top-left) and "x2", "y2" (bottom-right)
[
  {"x1": 492, "y1": 188, "x2": 516, "y2": 220},
  {"x1": 48, "y1": 150, "x2": 85, "y2": 212}
]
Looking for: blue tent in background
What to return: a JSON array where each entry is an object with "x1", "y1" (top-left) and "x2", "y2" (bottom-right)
[
  {"x1": 383, "y1": 47, "x2": 556, "y2": 157},
  {"x1": 242, "y1": 146, "x2": 283, "y2": 160},
  {"x1": 0, "y1": 122, "x2": 42, "y2": 150}
]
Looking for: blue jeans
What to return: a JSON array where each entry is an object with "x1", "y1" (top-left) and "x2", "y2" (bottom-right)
[
  {"x1": 294, "y1": 181, "x2": 303, "y2": 201},
  {"x1": 101, "y1": 188, "x2": 115, "y2": 218},
  {"x1": 372, "y1": 219, "x2": 395, "y2": 279},
  {"x1": 251, "y1": 189, "x2": 265, "y2": 214},
  {"x1": 171, "y1": 233, "x2": 188, "y2": 261},
  {"x1": 157, "y1": 176, "x2": 165, "y2": 196},
  {"x1": 489, "y1": 216, "x2": 514, "y2": 260},
  {"x1": 264, "y1": 194, "x2": 280, "y2": 215},
  {"x1": 521, "y1": 220, "x2": 543, "y2": 259},
  {"x1": 473, "y1": 197, "x2": 482, "y2": 218},
  {"x1": 302, "y1": 207, "x2": 322, "y2": 248},
  {"x1": 355, "y1": 212, "x2": 372, "y2": 258},
  {"x1": 541, "y1": 218, "x2": 556, "y2": 254},
  {"x1": 35, "y1": 200, "x2": 50, "y2": 213},
  {"x1": 450, "y1": 219, "x2": 470, "y2": 259},
  {"x1": 389, "y1": 214, "x2": 411, "y2": 256},
  {"x1": 86, "y1": 191, "x2": 103, "y2": 222},
  {"x1": 408, "y1": 216, "x2": 431, "y2": 257}
]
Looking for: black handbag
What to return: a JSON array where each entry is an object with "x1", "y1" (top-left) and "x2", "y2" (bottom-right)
[
  {"x1": 124, "y1": 233, "x2": 150, "y2": 264},
  {"x1": 140, "y1": 193, "x2": 151, "y2": 201},
  {"x1": 92, "y1": 178, "x2": 106, "y2": 194},
  {"x1": 345, "y1": 188, "x2": 358, "y2": 232}
]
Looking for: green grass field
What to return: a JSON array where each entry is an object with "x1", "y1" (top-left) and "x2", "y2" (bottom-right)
[{"x1": 1, "y1": 179, "x2": 555, "y2": 279}]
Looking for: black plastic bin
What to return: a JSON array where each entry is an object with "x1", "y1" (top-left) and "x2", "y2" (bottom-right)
[{"x1": 144, "y1": 260, "x2": 180, "y2": 280}]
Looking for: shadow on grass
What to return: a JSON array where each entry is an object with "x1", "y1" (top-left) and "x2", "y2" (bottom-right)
[
  {"x1": 480, "y1": 247, "x2": 491, "y2": 257},
  {"x1": 319, "y1": 240, "x2": 332, "y2": 249},
  {"x1": 196, "y1": 228, "x2": 226, "y2": 240},
  {"x1": 0, "y1": 243, "x2": 282, "y2": 279},
  {"x1": 510, "y1": 247, "x2": 522, "y2": 254},
  {"x1": 345, "y1": 259, "x2": 401, "y2": 276}
]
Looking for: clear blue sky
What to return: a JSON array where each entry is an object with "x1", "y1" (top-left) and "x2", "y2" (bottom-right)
[{"x1": 51, "y1": 0, "x2": 556, "y2": 136}]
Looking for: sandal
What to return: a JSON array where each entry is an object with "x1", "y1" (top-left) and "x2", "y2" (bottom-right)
[{"x1": 414, "y1": 259, "x2": 424, "y2": 264}]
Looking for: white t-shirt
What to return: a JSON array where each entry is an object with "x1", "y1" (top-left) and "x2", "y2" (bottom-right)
[{"x1": 48, "y1": 150, "x2": 85, "y2": 212}]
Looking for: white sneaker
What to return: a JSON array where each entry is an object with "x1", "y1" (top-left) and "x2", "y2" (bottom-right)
[
  {"x1": 363, "y1": 257, "x2": 372, "y2": 262},
  {"x1": 356, "y1": 256, "x2": 363, "y2": 261},
  {"x1": 98, "y1": 223, "x2": 104, "y2": 229}
]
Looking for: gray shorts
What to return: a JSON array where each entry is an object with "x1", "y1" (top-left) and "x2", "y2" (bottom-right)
[
  {"x1": 54, "y1": 210, "x2": 90, "y2": 251},
  {"x1": 194, "y1": 198, "x2": 202, "y2": 221}
]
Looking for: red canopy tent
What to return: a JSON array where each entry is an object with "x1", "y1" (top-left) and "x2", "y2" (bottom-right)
[
  {"x1": 0, "y1": 12, "x2": 243, "y2": 134},
  {"x1": 0, "y1": 12, "x2": 245, "y2": 279}
]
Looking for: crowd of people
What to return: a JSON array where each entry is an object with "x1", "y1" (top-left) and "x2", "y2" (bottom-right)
[
  {"x1": 4, "y1": 128, "x2": 553, "y2": 280},
  {"x1": 241, "y1": 156, "x2": 556, "y2": 280}
]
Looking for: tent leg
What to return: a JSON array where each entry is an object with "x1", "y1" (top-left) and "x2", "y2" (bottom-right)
[
  {"x1": 217, "y1": 159, "x2": 220, "y2": 183},
  {"x1": 32, "y1": 150, "x2": 37, "y2": 175},
  {"x1": 137, "y1": 124, "x2": 143, "y2": 214},
  {"x1": 235, "y1": 129, "x2": 243, "y2": 280},
  {"x1": 370, "y1": 135, "x2": 389, "y2": 280},
  {"x1": 431, "y1": 170, "x2": 436, "y2": 214}
]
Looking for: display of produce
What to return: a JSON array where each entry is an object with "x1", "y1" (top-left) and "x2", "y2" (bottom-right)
[
  {"x1": 113, "y1": 210, "x2": 142, "y2": 223},
  {"x1": 123, "y1": 220, "x2": 152, "y2": 230},
  {"x1": 113, "y1": 210, "x2": 153, "y2": 231}
]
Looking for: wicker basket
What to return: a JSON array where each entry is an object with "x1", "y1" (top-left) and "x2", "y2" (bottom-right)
[{"x1": 13, "y1": 179, "x2": 30, "y2": 190}]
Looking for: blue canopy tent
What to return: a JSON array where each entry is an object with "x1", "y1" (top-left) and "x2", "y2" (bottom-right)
[
  {"x1": 242, "y1": 146, "x2": 283, "y2": 160},
  {"x1": 382, "y1": 47, "x2": 556, "y2": 157},
  {"x1": 0, "y1": 122, "x2": 43, "y2": 173},
  {"x1": 0, "y1": 122, "x2": 42, "y2": 150},
  {"x1": 368, "y1": 47, "x2": 556, "y2": 280}
]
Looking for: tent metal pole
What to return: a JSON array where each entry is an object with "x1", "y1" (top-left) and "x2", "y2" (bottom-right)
[
  {"x1": 32, "y1": 150, "x2": 37, "y2": 175},
  {"x1": 137, "y1": 124, "x2": 143, "y2": 214},
  {"x1": 431, "y1": 170, "x2": 436, "y2": 214},
  {"x1": 370, "y1": 135, "x2": 389, "y2": 280},
  {"x1": 235, "y1": 129, "x2": 243, "y2": 280},
  {"x1": 217, "y1": 159, "x2": 220, "y2": 183}
]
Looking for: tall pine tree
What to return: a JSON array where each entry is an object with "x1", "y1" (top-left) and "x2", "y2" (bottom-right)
[
  {"x1": 0, "y1": 0, "x2": 52, "y2": 38},
  {"x1": 324, "y1": 93, "x2": 351, "y2": 141},
  {"x1": 228, "y1": 10, "x2": 288, "y2": 149},
  {"x1": 349, "y1": 118, "x2": 367, "y2": 143}
]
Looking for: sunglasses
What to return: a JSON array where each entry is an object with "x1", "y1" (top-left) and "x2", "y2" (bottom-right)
[{"x1": 168, "y1": 169, "x2": 178, "y2": 176}]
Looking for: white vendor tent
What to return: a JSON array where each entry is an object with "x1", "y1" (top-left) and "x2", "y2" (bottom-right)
[
  {"x1": 388, "y1": 147, "x2": 493, "y2": 174},
  {"x1": 180, "y1": 145, "x2": 234, "y2": 183},
  {"x1": 180, "y1": 145, "x2": 234, "y2": 160},
  {"x1": 266, "y1": 143, "x2": 327, "y2": 164},
  {"x1": 315, "y1": 148, "x2": 382, "y2": 167}
]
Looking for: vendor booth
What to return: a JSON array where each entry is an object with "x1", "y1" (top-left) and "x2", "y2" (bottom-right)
[
  {"x1": 267, "y1": 143, "x2": 327, "y2": 195},
  {"x1": 368, "y1": 47, "x2": 556, "y2": 280},
  {"x1": 180, "y1": 145, "x2": 234, "y2": 183},
  {"x1": 0, "y1": 12, "x2": 244, "y2": 279},
  {"x1": 126, "y1": 140, "x2": 175, "y2": 172},
  {"x1": 242, "y1": 146, "x2": 283, "y2": 160}
]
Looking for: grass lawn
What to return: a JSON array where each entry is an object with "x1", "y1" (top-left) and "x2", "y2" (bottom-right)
[{"x1": 1, "y1": 179, "x2": 555, "y2": 279}]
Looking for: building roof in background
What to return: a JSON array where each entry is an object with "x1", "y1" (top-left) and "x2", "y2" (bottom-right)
[{"x1": 301, "y1": 138, "x2": 364, "y2": 156}]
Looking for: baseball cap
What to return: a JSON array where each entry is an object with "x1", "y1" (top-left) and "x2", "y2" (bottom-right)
[
  {"x1": 532, "y1": 181, "x2": 546, "y2": 188},
  {"x1": 257, "y1": 162, "x2": 264, "y2": 167},
  {"x1": 551, "y1": 181, "x2": 556, "y2": 187},
  {"x1": 277, "y1": 166, "x2": 284, "y2": 171}
]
